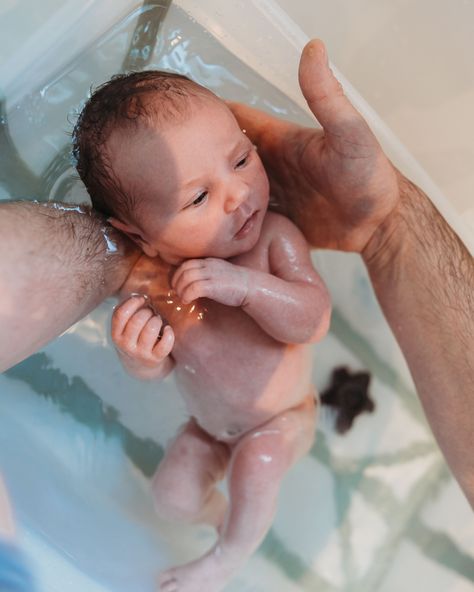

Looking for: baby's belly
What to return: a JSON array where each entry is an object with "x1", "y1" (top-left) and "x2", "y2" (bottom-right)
[{"x1": 172, "y1": 302, "x2": 314, "y2": 441}]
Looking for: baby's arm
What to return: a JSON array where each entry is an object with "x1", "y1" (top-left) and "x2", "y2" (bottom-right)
[
  {"x1": 239, "y1": 214, "x2": 331, "y2": 343},
  {"x1": 111, "y1": 295, "x2": 175, "y2": 380},
  {"x1": 172, "y1": 213, "x2": 331, "y2": 344}
]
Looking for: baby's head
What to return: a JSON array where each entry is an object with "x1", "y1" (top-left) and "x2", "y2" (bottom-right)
[{"x1": 73, "y1": 71, "x2": 269, "y2": 264}]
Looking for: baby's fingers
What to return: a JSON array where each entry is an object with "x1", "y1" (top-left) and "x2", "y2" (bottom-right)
[
  {"x1": 179, "y1": 279, "x2": 213, "y2": 304},
  {"x1": 137, "y1": 314, "x2": 164, "y2": 352},
  {"x1": 112, "y1": 298, "x2": 158, "y2": 355},
  {"x1": 174, "y1": 270, "x2": 211, "y2": 302},
  {"x1": 152, "y1": 325, "x2": 175, "y2": 358},
  {"x1": 171, "y1": 259, "x2": 208, "y2": 290},
  {"x1": 112, "y1": 295, "x2": 147, "y2": 338},
  {"x1": 120, "y1": 307, "x2": 155, "y2": 347}
]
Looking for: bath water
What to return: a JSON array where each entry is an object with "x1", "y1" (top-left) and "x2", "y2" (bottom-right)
[{"x1": 1, "y1": 4, "x2": 472, "y2": 592}]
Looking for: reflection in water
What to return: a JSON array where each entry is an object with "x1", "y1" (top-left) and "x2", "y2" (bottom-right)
[
  {"x1": 0, "y1": 99, "x2": 40, "y2": 199},
  {"x1": 5, "y1": 353, "x2": 164, "y2": 477},
  {"x1": 0, "y1": 3, "x2": 309, "y2": 206},
  {"x1": 121, "y1": 1, "x2": 171, "y2": 72}
]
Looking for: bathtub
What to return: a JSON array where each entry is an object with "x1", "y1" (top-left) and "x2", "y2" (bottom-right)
[{"x1": 0, "y1": 1, "x2": 473, "y2": 591}]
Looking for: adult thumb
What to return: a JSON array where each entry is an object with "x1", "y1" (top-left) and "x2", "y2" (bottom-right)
[{"x1": 298, "y1": 39, "x2": 362, "y2": 132}]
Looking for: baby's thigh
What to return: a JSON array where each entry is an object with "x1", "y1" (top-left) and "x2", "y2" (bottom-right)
[
  {"x1": 231, "y1": 394, "x2": 318, "y2": 481},
  {"x1": 262, "y1": 393, "x2": 317, "y2": 461}
]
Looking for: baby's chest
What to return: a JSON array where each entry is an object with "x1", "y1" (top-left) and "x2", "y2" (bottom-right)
[{"x1": 168, "y1": 298, "x2": 274, "y2": 373}]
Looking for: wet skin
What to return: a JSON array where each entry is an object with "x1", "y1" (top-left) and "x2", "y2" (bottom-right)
[{"x1": 109, "y1": 97, "x2": 331, "y2": 591}]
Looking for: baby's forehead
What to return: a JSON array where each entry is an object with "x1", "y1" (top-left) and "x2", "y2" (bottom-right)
[
  {"x1": 105, "y1": 90, "x2": 215, "y2": 149},
  {"x1": 143, "y1": 90, "x2": 226, "y2": 130}
]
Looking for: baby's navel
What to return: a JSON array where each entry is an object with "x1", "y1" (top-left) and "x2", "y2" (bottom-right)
[{"x1": 220, "y1": 425, "x2": 244, "y2": 440}]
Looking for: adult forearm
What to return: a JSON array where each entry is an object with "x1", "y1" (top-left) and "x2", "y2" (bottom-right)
[
  {"x1": 363, "y1": 174, "x2": 474, "y2": 506},
  {"x1": 0, "y1": 201, "x2": 139, "y2": 372}
]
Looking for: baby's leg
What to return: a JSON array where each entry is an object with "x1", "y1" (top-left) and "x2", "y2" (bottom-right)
[
  {"x1": 152, "y1": 419, "x2": 230, "y2": 529},
  {"x1": 220, "y1": 395, "x2": 317, "y2": 560},
  {"x1": 159, "y1": 395, "x2": 317, "y2": 592}
]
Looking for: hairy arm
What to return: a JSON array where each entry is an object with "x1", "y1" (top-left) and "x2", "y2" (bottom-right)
[
  {"x1": 363, "y1": 174, "x2": 474, "y2": 506},
  {"x1": 0, "y1": 201, "x2": 139, "y2": 372},
  {"x1": 231, "y1": 38, "x2": 474, "y2": 505},
  {"x1": 242, "y1": 214, "x2": 331, "y2": 344}
]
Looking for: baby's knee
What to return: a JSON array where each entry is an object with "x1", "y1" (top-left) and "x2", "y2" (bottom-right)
[
  {"x1": 233, "y1": 432, "x2": 292, "y2": 480},
  {"x1": 151, "y1": 471, "x2": 206, "y2": 522}
]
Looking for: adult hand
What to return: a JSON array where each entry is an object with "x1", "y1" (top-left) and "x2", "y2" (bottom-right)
[
  {"x1": 231, "y1": 39, "x2": 474, "y2": 508},
  {"x1": 228, "y1": 39, "x2": 400, "y2": 254}
]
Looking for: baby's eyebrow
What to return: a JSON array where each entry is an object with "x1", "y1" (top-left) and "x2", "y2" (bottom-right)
[
  {"x1": 181, "y1": 175, "x2": 204, "y2": 190},
  {"x1": 227, "y1": 136, "x2": 251, "y2": 158},
  {"x1": 179, "y1": 134, "x2": 251, "y2": 195}
]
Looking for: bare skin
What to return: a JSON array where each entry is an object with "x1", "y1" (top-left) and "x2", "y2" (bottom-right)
[
  {"x1": 0, "y1": 202, "x2": 138, "y2": 587},
  {"x1": 1, "y1": 34, "x2": 471, "y2": 588},
  {"x1": 229, "y1": 39, "x2": 474, "y2": 507},
  {"x1": 108, "y1": 97, "x2": 330, "y2": 591},
  {"x1": 0, "y1": 201, "x2": 139, "y2": 372}
]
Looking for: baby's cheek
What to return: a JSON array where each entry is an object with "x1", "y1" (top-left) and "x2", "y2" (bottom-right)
[
  {"x1": 249, "y1": 168, "x2": 269, "y2": 203},
  {"x1": 257, "y1": 163, "x2": 270, "y2": 199}
]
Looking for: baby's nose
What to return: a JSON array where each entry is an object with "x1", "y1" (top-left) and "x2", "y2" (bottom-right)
[{"x1": 224, "y1": 178, "x2": 249, "y2": 213}]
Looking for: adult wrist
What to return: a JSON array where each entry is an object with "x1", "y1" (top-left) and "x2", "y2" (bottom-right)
[{"x1": 361, "y1": 169, "x2": 414, "y2": 275}]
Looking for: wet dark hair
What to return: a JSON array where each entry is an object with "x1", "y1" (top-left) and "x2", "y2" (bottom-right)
[{"x1": 72, "y1": 70, "x2": 214, "y2": 223}]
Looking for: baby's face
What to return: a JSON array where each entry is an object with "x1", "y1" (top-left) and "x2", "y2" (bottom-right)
[{"x1": 110, "y1": 97, "x2": 270, "y2": 264}]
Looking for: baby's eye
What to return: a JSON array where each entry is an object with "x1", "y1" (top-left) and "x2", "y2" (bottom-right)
[
  {"x1": 192, "y1": 191, "x2": 208, "y2": 207},
  {"x1": 235, "y1": 153, "x2": 250, "y2": 169}
]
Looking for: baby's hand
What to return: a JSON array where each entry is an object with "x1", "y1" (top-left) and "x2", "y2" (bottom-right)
[
  {"x1": 111, "y1": 295, "x2": 174, "y2": 368},
  {"x1": 172, "y1": 258, "x2": 249, "y2": 307}
]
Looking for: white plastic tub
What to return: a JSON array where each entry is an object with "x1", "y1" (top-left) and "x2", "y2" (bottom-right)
[
  {"x1": 275, "y1": 0, "x2": 474, "y2": 234},
  {"x1": 0, "y1": 2, "x2": 473, "y2": 591}
]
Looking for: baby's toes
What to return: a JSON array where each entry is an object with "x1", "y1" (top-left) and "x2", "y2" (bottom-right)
[{"x1": 159, "y1": 571, "x2": 178, "y2": 592}]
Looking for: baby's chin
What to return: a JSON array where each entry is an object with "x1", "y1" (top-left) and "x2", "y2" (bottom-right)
[{"x1": 226, "y1": 232, "x2": 262, "y2": 259}]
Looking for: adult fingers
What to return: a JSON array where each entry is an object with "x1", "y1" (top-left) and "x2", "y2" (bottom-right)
[{"x1": 298, "y1": 39, "x2": 371, "y2": 140}]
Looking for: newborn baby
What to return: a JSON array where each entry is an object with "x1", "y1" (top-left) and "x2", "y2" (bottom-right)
[{"x1": 73, "y1": 71, "x2": 331, "y2": 592}]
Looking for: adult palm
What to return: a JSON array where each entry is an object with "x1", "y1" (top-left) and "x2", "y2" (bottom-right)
[{"x1": 229, "y1": 39, "x2": 400, "y2": 254}]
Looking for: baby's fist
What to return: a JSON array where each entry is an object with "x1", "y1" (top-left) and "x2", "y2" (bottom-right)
[
  {"x1": 171, "y1": 258, "x2": 249, "y2": 306},
  {"x1": 111, "y1": 295, "x2": 174, "y2": 367}
]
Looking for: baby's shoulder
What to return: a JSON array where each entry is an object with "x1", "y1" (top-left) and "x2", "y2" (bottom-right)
[
  {"x1": 261, "y1": 211, "x2": 305, "y2": 243},
  {"x1": 120, "y1": 253, "x2": 171, "y2": 298}
]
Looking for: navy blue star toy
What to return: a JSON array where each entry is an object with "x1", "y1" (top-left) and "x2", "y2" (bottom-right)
[{"x1": 320, "y1": 366, "x2": 375, "y2": 434}]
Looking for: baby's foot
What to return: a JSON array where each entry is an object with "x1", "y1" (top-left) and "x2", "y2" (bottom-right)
[{"x1": 158, "y1": 546, "x2": 239, "y2": 592}]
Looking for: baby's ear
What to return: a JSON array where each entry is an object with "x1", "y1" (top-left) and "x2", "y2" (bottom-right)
[
  {"x1": 108, "y1": 217, "x2": 159, "y2": 258},
  {"x1": 107, "y1": 216, "x2": 136, "y2": 239}
]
